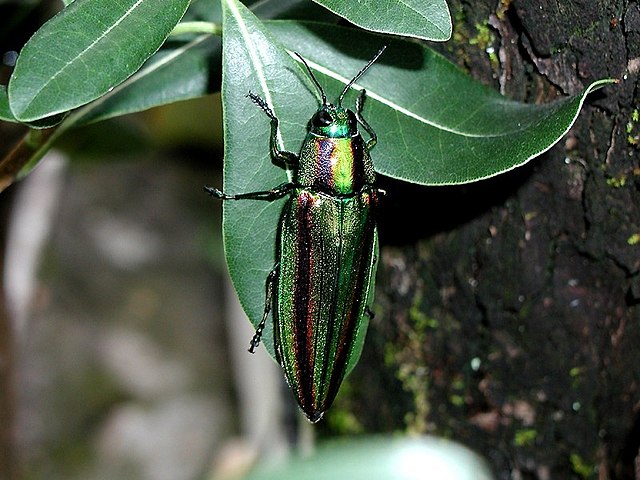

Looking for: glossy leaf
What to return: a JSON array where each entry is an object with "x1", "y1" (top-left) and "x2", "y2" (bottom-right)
[
  {"x1": 219, "y1": 15, "x2": 613, "y2": 369},
  {"x1": 220, "y1": 0, "x2": 321, "y2": 359},
  {"x1": 184, "y1": 0, "x2": 222, "y2": 22},
  {"x1": 246, "y1": 436, "x2": 494, "y2": 480},
  {"x1": 73, "y1": 35, "x2": 221, "y2": 125},
  {"x1": 253, "y1": 0, "x2": 332, "y2": 21},
  {"x1": 0, "y1": 86, "x2": 14, "y2": 122},
  {"x1": 313, "y1": 0, "x2": 452, "y2": 41},
  {"x1": 8, "y1": 0, "x2": 190, "y2": 122},
  {"x1": 267, "y1": 22, "x2": 614, "y2": 185}
]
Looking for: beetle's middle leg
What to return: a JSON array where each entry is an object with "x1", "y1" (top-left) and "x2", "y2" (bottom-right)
[
  {"x1": 204, "y1": 92, "x2": 301, "y2": 202},
  {"x1": 248, "y1": 265, "x2": 278, "y2": 353},
  {"x1": 364, "y1": 306, "x2": 375, "y2": 320},
  {"x1": 203, "y1": 182, "x2": 295, "y2": 201}
]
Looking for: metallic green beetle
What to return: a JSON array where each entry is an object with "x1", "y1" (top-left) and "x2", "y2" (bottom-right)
[{"x1": 205, "y1": 47, "x2": 385, "y2": 422}]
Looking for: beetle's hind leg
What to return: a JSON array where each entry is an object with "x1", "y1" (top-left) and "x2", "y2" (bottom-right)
[
  {"x1": 355, "y1": 89, "x2": 377, "y2": 151},
  {"x1": 246, "y1": 92, "x2": 299, "y2": 168},
  {"x1": 364, "y1": 306, "x2": 375, "y2": 320},
  {"x1": 249, "y1": 265, "x2": 278, "y2": 353}
]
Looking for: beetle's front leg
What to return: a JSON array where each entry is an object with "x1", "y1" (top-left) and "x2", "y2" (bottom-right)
[
  {"x1": 355, "y1": 89, "x2": 377, "y2": 151},
  {"x1": 249, "y1": 265, "x2": 278, "y2": 353},
  {"x1": 246, "y1": 92, "x2": 299, "y2": 168},
  {"x1": 203, "y1": 182, "x2": 295, "y2": 201}
]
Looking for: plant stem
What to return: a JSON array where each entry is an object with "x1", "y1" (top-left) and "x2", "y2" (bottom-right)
[
  {"x1": 0, "y1": 127, "x2": 59, "y2": 193},
  {"x1": 170, "y1": 21, "x2": 222, "y2": 37}
]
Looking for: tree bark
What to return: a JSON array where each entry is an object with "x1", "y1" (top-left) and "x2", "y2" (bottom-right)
[{"x1": 334, "y1": 1, "x2": 640, "y2": 479}]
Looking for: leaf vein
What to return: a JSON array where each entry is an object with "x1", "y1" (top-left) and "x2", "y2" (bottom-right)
[
  {"x1": 226, "y1": 0, "x2": 285, "y2": 152},
  {"x1": 29, "y1": 0, "x2": 146, "y2": 104}
]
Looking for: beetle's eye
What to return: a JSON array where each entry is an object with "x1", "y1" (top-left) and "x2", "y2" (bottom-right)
[{"x1": 312, "y1": 110, "x2": 333, "y2": 127}]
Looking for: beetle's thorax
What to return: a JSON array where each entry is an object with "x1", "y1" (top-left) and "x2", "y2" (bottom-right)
[{"x1": 297, "y1": 104, "x2": 375, "y2": 195}]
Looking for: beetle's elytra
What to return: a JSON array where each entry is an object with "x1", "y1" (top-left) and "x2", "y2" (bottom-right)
[{"x1": 205, "y1": 47, "x2": 386, "y2": 422}]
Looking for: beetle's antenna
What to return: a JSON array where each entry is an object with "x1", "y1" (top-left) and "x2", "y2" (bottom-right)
[
  {"x1": 338, "y1": 45, "x2": 387, "y2": 106},
  {"x1": 294, "y1": 52, "x2": 327, "y2": 106}
]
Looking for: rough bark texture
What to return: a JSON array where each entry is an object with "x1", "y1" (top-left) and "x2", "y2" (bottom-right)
[{"x1": 328, "y1": 1, "x2": 640, "y2": 479}]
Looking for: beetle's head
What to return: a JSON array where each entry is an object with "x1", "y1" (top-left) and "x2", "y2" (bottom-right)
[
  {"x1": 309, "y1": 104, "x2": 357, "y2": 138},
  {"x1": 295, "y1": 47, "x2": 386, "y2": 138}
]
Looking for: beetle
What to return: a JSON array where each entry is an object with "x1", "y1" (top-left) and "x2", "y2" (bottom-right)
[{"x1": 205, "y1": 47, "x2": 386, "y2": 422}]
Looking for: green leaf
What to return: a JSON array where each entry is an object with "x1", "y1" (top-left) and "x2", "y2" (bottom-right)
[
  {"x1": 253, "y1": 0, "x2": 333, "y2": 21},
  {"x1": 8, "y1": 0, "x2": 191, "y2": 122},
  {"x1": 184, "y1": 0, "x2": 222, "y2": 22},
  {"x1": 312, "y1": 0, "x2": 452, "y2": 41},
  {"x1": 267, "y1": 22, "x2": 614, "y2": 185},
  {"x1": 2, "y1": 84, "x2": 68, "y2": 128},
  {"x1": 72, "y1": 35, "x2": 221, "y2": 126},
  {"x1": 246, "y1": 436, "x2": 494, "y2": 480},
  {"x1": 219, "y1": 15, "x2": 614, "y2": 372},
  {"x1": 0, "y1": 86, "x2": 15, "y2": 122}
]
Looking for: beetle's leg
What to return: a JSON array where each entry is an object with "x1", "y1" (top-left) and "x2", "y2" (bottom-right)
[
  {"x1": 203, "y1": 182, "x2": 295, "y2": 201},
  {"x1": 355, "y1": 89, "x2": 377, "y2": 151},
  {"x1": 247, "y1": 92, "x2": 299, "y2": 168},
  {"x1": 364, "y1": 306, "x2": 375, "y2": 320},
  {"x1": 249, "y1": 266, "x2": 278, "y2": 353}
]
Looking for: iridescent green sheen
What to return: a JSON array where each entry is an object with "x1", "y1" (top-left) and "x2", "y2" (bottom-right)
[
  {"x1": 274, "y1": 100, "x2": 379, "y2": 421},
  {"x1": 298, "y1": 134, "x2": 373, "y2": 195},
  {"x1": 276, "y1": 188, "x2": 378, "y2": 421}
]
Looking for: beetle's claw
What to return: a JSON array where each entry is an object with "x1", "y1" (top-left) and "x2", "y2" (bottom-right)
[
  {"x1": 248, "y1": 336, "x2": 261, "y2": 353},
  {"x1": 246, "y1": 92, "x2": 277, "y2": 120},
  {"x1": 204, "y1": 186, "x2": 232, "y2": 200}
]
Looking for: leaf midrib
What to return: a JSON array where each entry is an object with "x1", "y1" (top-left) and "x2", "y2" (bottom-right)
[
  {"x1": 17, "y1": 0, "x2": 145, "y2": 115},
  {"x1": 225, "y1": 0, "x2": 285, "y2": 151},
  {"x1": 299, "y1": 56, "x2": 555, "y2": 139}
]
